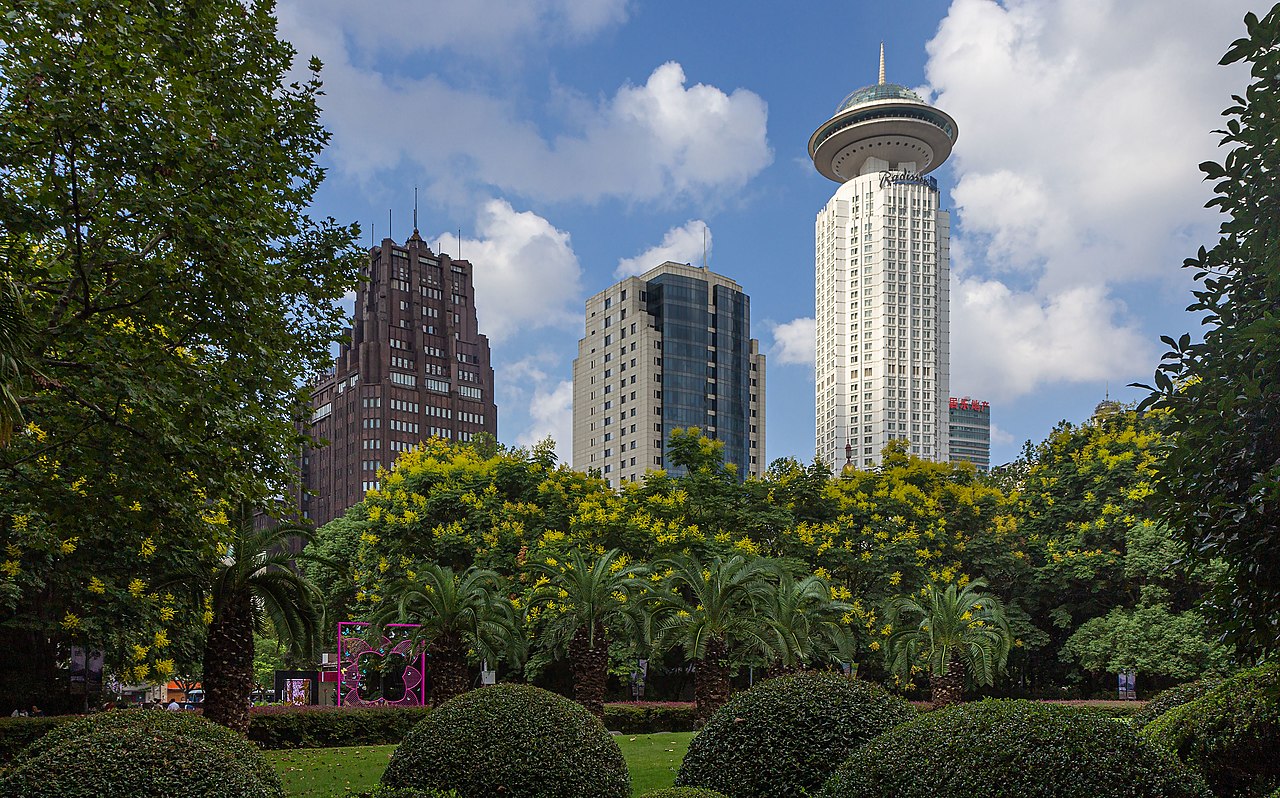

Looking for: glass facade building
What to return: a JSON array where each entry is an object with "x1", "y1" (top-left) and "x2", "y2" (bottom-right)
[
  {"x1": 572, "y1": 262, "x2": 764, "y2": 485},
  {"x1": 947, "y1": 397, "x2": 991, "y2": 472}
]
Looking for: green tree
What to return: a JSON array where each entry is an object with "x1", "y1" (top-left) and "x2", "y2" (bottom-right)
[
  {"x1": 525, "y1": 547, "x2": 649, "y2": 717},
  {"x1": 373, "y1": 563, "x2": 518, "y2": 706},
  {"x1": 0, "y1": 0, "x2": 360, "y2": 709},
  {"x1": 1140, "y1": 6, "x2": 1280, "y2": 656},
  {"x1": 172, "y1": 505, "x2": 324, "y2": 733},
  {"x1": 1062, "y1": 586, "x2": 1229, "y2": 685},
  {"x1": 762, "y1": 572, "x2": 857, "y2": 674},
  {"x1": 885, "y1": 579, "x2": 1012, "y2": 705},
  {"x1": 651, "y1": 553, "x2": 779, "y2": 724}
]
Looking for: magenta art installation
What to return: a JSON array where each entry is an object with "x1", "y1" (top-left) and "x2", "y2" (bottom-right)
[{"x1": 337, "y1": 622, "x2": 427, "y2": 707}]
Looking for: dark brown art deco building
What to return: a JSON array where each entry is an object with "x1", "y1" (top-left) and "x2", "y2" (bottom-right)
[{"x1": 302, "y1": 230, "x2": 497, "y2": 526}]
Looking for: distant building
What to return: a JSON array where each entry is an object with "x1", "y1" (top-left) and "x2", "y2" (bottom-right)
[
  {"x1": 808, "y1": 46, "x2": 956, "y2": 471},
  {"x1": 302, "y1": 230, "x2": 498, "y2": 527},
  {"x1": 948, "y1": 397, "x2": 991, "y2": 472},
  {"x1": 571, "y1": 262, "x2": 765, "y2": 487}
]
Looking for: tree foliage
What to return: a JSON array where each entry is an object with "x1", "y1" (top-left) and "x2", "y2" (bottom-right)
[
  {"x1": 0, "y1": 0, "x2": 360, "y2": 709},
  {"x1": 1140, "y1": 6, "x2": 1280, "y2": 655}
]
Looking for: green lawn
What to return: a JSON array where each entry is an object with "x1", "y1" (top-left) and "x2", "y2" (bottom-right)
[{"x1": 264, "y1": 732, "x2": 696, "y2": 798}]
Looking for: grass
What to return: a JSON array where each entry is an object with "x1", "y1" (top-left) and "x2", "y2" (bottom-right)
[
  {"x1": 619, "y1": 731, "x2": 696, "y2": 795},
  {"x1": 264, "y1": 731, "x2": 696, "y2": 798},
  {"x1": 267, "y1": 744, "x2": 395, "y2": 798}
]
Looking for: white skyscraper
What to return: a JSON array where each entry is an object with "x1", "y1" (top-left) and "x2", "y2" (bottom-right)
[{"x1": 808, "y1": 47, "x2": 957, "y2": 472}]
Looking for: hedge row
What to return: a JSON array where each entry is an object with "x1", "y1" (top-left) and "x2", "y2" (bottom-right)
[
  {"x1": 246, "y1": 705, "x2": 432, "y2": 749},
  {"x1": 0, "y1": 701, "x2": 697, "y2": 759},
  {"x1": 603, "y1": 702, "x2": 697, "y2": 733}
]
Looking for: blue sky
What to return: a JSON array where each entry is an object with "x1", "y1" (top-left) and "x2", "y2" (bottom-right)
[{"x1": 277, "y1": 0, "x2": 1258, "y2": 468}]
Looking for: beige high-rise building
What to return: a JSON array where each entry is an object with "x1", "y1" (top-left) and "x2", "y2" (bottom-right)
[
  {"x1": 808, "y1": 47, "x2": 957, "y2": 471},
  {"x1": 572, "y1": 262, "x2": 765, "y2": 487}
]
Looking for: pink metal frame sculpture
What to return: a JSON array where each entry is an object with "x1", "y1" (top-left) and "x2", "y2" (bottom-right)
[{"x1": 337, "y1": 622, "x2": 427, "y2": 707}]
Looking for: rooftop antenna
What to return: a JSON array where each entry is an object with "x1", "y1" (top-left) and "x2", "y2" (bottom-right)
[
  {"x1": 388, "y1": 208, "x2": 392, "y2": 242},
  {"x1": 702, "y1": 223, "x2": 708, "y2": 270},
  {"x1": 413, "y1": 186, "x2": 419, "y2": 233},
  {"x1": 879, "y1": 42, "x2": 886, "y2": 85},
  {"x1": 457, "y1": 228, "x2": 462, "y2": 260}
]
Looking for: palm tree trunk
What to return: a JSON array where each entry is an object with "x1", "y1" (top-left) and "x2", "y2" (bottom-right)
[
  {"x1": 202, "y1": 593, "x2": 254, "y2": 733},
  {"x1": 570, "y1": 622, "x2": 608, "y2": 718},
  {"x1": 930, "y1": 658, "x2": 965, "y2": 706},
  {"x1": 428, "y1": 633, "x2": 470, "y2": 706},
  {"x1": 694, "y1": 636, "x2": 730, "y2": 727}
]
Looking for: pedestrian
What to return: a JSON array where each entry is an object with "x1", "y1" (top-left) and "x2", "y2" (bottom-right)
[
  {"x1": 166, "y1": 699, "x2": 180, "y2": 711},
  {"x1": 28, "y1": 705, "x2": 44, "y2": 717}
]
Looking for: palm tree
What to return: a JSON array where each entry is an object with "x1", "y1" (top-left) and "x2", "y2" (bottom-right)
[
  {"x1": 0, "y1": 276, "x2": 35, "y2": 447},
  {"x1": 764, "y1": 572, "x2": 858, "y2": 674},
  {"x1": 884, "y1": 579, "x2": 1012, "y2": 705},
  {"x1": 171, "y1": 504, "x2": 324, "y2": 733},
  {"x1": 651, "y1": 553, "x2": 779, "y2": 725},
  {"x1": 374, "y1": 563, "x2": 518, "y2": 706},
  {"x1": 526, "y1": 548, "x2": 649, "y2": 718}
]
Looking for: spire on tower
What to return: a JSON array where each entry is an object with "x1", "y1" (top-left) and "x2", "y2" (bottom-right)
[{"x1": 878, "y1": 42, "x2": 886, "y2": 85}]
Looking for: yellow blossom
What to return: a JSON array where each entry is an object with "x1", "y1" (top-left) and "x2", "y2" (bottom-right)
[
  {"x1": 24, "y1": 422, "x2": 46, "y2": 442},
  {"x1": 4, "y1": 544, "x2": 18, "y2": 558},
  {"x1": 888, "y1": 571, "x2": 902, "y2": 586},
  {"x1": 1, "y1": 560, "x2": 18, "y2": 577},
  {"x1": 12, "y1": 514, "x2": 29, "y2": 532},
  {"x1": 868, "y1": 641, "x2": 881, "y2": 651},
  {"x1": 59, "y1": 537, "x2": 78, "y2": 554},
  {"x1": 154, "y1": 630, "x2": 169, "y2": 648},
  {"x1": 61, "y1": 611, "x2": 81, "y2": 630},
  {"x1": 88, "y1": 577, "x2": 106, "y2": 594},
  {"x1": 129, "y1": 501, "x2": 142, "y2": 512},
  {"x1": 140, "y1": 537, "x2": 157, "y2": 558},
  {"x1": 132, "y1": 644, "x2": 149, "y2": 661},
  {"x1": 201, "y1": 610, "x2": 214, "y2": 626},
  {"x1": 153, "y1": 658, "x2": 175, "y2": 678},
  {"x1": 159, "y1": 606, "x2": 175, "y2": 622},
  {"x1": 129, "y1": 578, "x2": 146, "y2": 597}
]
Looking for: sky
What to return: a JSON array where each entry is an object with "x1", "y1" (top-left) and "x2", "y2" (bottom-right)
[{"x1": 274, "y1": 0, "x2": 1260, "y2": 468}]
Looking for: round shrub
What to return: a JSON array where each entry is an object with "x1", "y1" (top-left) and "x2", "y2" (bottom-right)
[
  {"x1": 1142, "y1": 662, "x2": 1280, "y2": 798},
  {"x1": 642, "y1": 790, "x2": 729, "y2": 798},
  {"x1": 382, "y1": 684, "x2": 629, "y2": 798},
  {"x1": 675, "y1": 673, "x2": 915, "y2": 798},
  {"x1": 817, "y1": 699, "x2": 1211, "y2": 798},
  {"x1": 13, "y1": 708, "x2": 281, "y2": 791},
  {"x1": 0, "y1": 726, "x2": 282, "y2": 798},
  {"x1": 1132, "y1": 678, "x2": 1224, "y2": 728}
]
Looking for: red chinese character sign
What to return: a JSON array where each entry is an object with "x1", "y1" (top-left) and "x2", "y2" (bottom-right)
[{"x1": 337, "y1": 622, "x2": 427, "y2": 707}]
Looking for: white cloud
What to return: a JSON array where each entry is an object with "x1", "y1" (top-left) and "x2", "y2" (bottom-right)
[
  {"x1": 989, "y1": 422, "x2": 1016, "y2": 448},
  {"x1": 926, "y1": 0, "x2": 1253, "y2": 396},
  {"x1": 769, "y1": 317, "x2": 815, "y2": 368},
  {"x1": 950, "y1": 278, "x2": 1152, "y2": 401},
  {"x1": 616, "y1": 220, "x2": 710, "y2": 278},
  {"x1": 273, "y1": 3, "x2": 772, "y2": 205},
  {"x1": 441, "y1": 200, "x2": 582, "y2": 344},
  {"x1": 516, "y1": 380, "x2": 575, "y2": 463},
  {"x1": 279, "y1": 0, "x2": 628, "y2": 59}
]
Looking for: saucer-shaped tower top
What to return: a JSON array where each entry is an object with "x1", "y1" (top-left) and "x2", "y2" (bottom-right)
[{"x1": 808, "y1": 46, "x2": 958, "y2": 183}]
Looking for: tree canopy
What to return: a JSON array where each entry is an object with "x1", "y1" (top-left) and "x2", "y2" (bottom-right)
[
  {"x1": 0, "y1": 0, "x2": 360, "y2": 709},
  {"x1": 1141, "y1": 6, "x2": 1280, "y2": 656}
]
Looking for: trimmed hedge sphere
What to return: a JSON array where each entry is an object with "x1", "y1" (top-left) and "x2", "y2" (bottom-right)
[
  {"x1": 0, "y1": 726, "x2": 282, "y2": 798},
  {"x1": 642, "y1": 790, "x2": 730, "y2": 798},
  {"x1": 13, "y1": 708, "x2": 282, "y2": 791},
  {"x1": 382, "y1": 684, "x2": 629, "y2": 798},
  {"x1": 816, "y1": 699, "x2": 1211, "y2": 798},
  {"x1": 675, "y1": 673, "x2": 915, "y2": 798},
  {"x1": 1132, "y1": 678, "x2": 1224, "y2": 728},
  {"x1": 1142, "y1": 662, "x2": 1280, "y2": 798}
]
